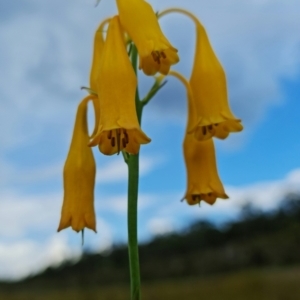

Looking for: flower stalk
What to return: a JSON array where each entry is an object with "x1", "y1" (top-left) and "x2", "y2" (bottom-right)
[
  {"x1": 127, "y1": 44, "x2": 142, "y2": 300},
  {"x1": 125, "y1": 42, "x2": 166, "y2": 300},
  {"x1": 127, "y1": 152, "x2": 141, "y2": 300}
]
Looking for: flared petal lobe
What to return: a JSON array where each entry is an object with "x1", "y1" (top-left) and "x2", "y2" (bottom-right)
[
  {"x1": 58, "y1": 97, "x2": 96, "y2": 233},
  {"x1": 190, "y1": 20, "x2": 243, "y2": 140},
  {"x1": 89, "y1": 16, "x2": 150, "y2": 155},
  {"x1": 183, "y1": 136, "x2": 228, "y2": 205},
  {"x1": 116, "y1": 0, "x2": 179, "y2": 75}
]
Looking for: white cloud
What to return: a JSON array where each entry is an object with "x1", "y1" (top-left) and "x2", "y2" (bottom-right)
[
  {"x1": 0, "y1": 186, "x2": 151, "y2": 279},
  {"x1": 0, "y1": 192, "x2": 61, "y2": 238},
  {"x1": 96, "y1": 158, "x2": 127, "y2": 184},
  {"x1": 1, "y1": 0, "x2": 299, "y2": 152},
  {"x1": 0, "y1": 190, "x2": 114, "y2": 279},
  {"x1": 147, "y1": 218, "x2": 174, "y2": 236},
  {"x1": 0, "y1": 160, "x2": 62, "y2": 189},
  {"x1": 0, "y1": 150, "x2": 164, "y2": 193},
  {"x1": 0, "y1": 168, "x2": 299, "y2": 280},
  {"x1": 146, "y1": 168, "x2": 300, "y2": 229},
  {"x1": 88, "y1": 217, "x2": 113, "y2": 252},
  {"x1": 226, "y1": 168, "x2": 300, "y2": 211},
  {"x1": 96, "y1": 155, "x2": 165, "y2": 184},
  {"x1": 0, "y1": 236, "x2": 81, "y2": 280},
  {"x1": 0, "y1": 0, "x2": 115, "y2": 151},
  {"x1": 0, "y1": 0, "x2": 300, "y2": 281},
  {"x1": 149, "y1": 0, "x2": 300, "y2": 127},
  {"x1": 97, "y1": 193, "x2": 153, "y2": 214}
]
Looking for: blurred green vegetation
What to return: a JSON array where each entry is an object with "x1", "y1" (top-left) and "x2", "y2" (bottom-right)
[
  {"x1": 0, "y1": 267, "x2": 300, "y2": 300},
  {"x1": 1, "y1": 194, "x2": 300, "y2": 299}
]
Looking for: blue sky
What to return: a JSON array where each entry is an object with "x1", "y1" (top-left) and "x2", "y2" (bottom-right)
[{"x1": 0, "y1": 0, "x2": 300, "y2": 279}]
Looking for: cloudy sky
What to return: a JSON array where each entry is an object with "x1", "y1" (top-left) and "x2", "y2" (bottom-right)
[{"x1": 0, "y1": 0, "x2": 300, "y2": 280}]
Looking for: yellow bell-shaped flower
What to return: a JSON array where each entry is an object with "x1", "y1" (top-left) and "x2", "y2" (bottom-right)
[
  {"x1": 89, "y1": 16, "x2": 150, "y2": 155},
  {"x1": 183, "y1": 136, "x2": 228, "y2": 205},
  {"x1": 58, "y1": 96, "x2": 96, "y2": 233},
  {"x1": 190, "y1": 18, "x2": 243, "y2": 140},
  {"x1": 116, "y1": 0, "x2": 179, "y2": 75}
]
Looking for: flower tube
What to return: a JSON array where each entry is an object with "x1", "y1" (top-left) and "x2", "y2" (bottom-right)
[
  {"x1": 190, "y1": 16, "x2": 243, "y2": 140},
  {"x1": 159, "y1": 8, "x2": 243, "y2": 140}
]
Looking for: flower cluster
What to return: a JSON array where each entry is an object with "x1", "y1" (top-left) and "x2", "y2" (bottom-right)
[{"x1": 58, "y1": 1, "x2": 242, "y2": 233}]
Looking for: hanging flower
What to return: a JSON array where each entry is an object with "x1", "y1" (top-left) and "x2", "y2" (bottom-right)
[
  {"x1": 58, "y1": 96, "x2": 97, "y2": 233},
  {"x1": 89, "y1": 16, "x2": 150, "y2": 155},
  {"x1": 116, "y1": 0, "x2": 179, "y2": 75},
  {"x1": 190, "y1": 17, "x2": 243, "y2": 140},
  {"x1": 183, "y1": 136, "x2": 228, "y2": 205}
]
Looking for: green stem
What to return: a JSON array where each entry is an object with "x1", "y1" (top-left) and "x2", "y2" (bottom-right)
[
  {"x1": 127, "y1": 153, "x2": 141, "y2": 300},
  {"x1": 127, "y1": 44, "x2": 142, "y2": 300}
]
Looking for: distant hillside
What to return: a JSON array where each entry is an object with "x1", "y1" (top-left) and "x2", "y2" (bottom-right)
[{"x1": 1, "y1": 195, "x2": 300, "y2": 292}]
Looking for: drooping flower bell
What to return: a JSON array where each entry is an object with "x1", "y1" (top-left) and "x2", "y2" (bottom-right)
[
  {"x1": 89, "y1": 16, "x2": 150, "y2": 155},
  {"x1": 116, "y1": 0, "x2": 179, "y2": 75},
  {"x1": 58, "y1": 96, "x2": 97, "y2": 232},
  {"x1": 189, "y1": 14, "x2": 243, "y2": 140}
]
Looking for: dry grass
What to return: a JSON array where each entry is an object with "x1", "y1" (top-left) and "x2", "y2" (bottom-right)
[{"x1": 1, "y1": 266, "x2": 300, "y2": 300}]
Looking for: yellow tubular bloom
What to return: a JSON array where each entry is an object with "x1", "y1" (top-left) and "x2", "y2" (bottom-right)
[
  {"x1": 159, "y1": 9, "x2": 243, "y2": 140},
  {"x1": 58, "y1": 95, "x2": 97, "y2": 233},
  {"x1": 168, "y1": 71, "x2": 228, "y2": 205},
  {"x1": 116, "y1": 0, "x2": 179, "y2": 75},
  {"x1": 89, "y1": 16, "x2": 151, "y2": 155},
  {"x1": 190, "y1": 20, "x2": 243, "y2": 140}
]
